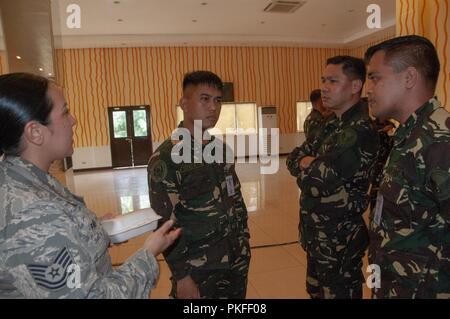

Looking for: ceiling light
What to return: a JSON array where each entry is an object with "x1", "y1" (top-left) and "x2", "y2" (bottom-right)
[
  {"x1": 117, "y1": 19, "x2": 123, "y2": 22},
  {"x1": 39, "y1": 67, "x2": 44, "y2": 71},
  {"x1": 113, "y1": 1, "x2": 120, "y2": 3},
  {"x1": 48, "y1": 73, "x2": 53, "y2": 76},
  {"x1": 201, "y1": 2, "x2": 208, "y2": 5},
  {"x1": 260, "y1": 21, "x2": 266, "y2": 24},
  {"x1": 192, "y1": 19, "x2": 197, "y2": 23},
  {"x1": 16, "y1": 55, "x2": 22, "y2": 60}
]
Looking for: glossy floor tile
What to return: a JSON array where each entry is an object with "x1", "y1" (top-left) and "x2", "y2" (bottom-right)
[{"x1": 68, "y1": 155, "x2": 372, "y2": 299}]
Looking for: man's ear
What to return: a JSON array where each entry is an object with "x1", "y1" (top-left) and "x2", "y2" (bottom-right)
[
  {"x1": 351, "y1": 79, "x2": 363, "y2": 95},
  {"x1": 404, "y1": 66, "x2": 418, "y2": 89},
  {"x1": 23, "y1": 121, "x2": 45, "y2": 147},
  {"x1": 179, "y1": 96, "x2": 187, "y2": 112}
]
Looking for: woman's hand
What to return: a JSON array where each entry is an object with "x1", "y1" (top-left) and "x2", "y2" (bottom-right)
[{"x1": 143, "y1": 219, "x2": 181, "y2": 257}]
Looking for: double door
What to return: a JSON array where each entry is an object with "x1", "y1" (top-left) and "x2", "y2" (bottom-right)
[{"x1": 108, "y1": 106, "x2": 153, "y2": 168}]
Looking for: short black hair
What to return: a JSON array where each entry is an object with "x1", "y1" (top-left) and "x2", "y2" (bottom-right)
[
  {"x1": 364, "y1": 35, "x2": 440, "y2": 91},
  {"x1": 309, "y1": 89, "x2": 321, "y2": 103},
  {"x1": 0, "y1": 73, "x2": 53, "y2": 156},
  {"x1": 182, "y1": 70, "x2": 223, "y2": 92},
  {"x1": 326, "y1": 55, "x2": 366, "y2": 86}
]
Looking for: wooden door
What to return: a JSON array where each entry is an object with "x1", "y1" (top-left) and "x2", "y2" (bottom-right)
[{"x1": 108, "y1": 106, "x2": 153, "y2": 168}]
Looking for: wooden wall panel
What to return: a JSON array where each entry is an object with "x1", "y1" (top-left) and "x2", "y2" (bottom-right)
[
  {"x1": 348, "y1": 31, "x2": 396, "y2": 60},
  {"x1": 56, "y1": 46, "x2": 347, "y2": 147},
  {"x1": 397, "y1": 0, "x2": 450, "y2": 111}
]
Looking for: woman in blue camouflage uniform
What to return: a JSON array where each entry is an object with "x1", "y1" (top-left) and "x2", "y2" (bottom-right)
[{"x1": 0, "y1": 73, "x2": 180, "y2": 298}]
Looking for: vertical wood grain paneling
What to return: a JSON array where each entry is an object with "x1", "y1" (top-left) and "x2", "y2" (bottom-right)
[
  {"x1": 397, "y1": 0, "x2": 450, "y2": 111},
  {"x1": 56, "y1": 46, "x2": 349, "y2": 146}
]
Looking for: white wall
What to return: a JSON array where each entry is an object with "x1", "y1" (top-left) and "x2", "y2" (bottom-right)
[
  {"x1": 279, "y1": 132, "x2": 305, "y2": 155},
  {"x1": 72, "y1": 146, "x2": 112, "y2": 170}
]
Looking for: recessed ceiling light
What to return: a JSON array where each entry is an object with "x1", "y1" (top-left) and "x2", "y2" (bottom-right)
[
  {"x1": 260, "y1": 21, "x2": 265, "y2": 24},
  {"x1": 117, "y1": 19, "x2": 123, "y2": 22},
  {"x1": 16, "y1": 55, "x2": 22, "y2": 60},
  {"x1": 39, "y1": 67, "x2": 44, "y2": 72},
  {"x1": 192, "y1": 19, "x2": 197, "y2": 23},
  {"x1": 348, "y1": 9, "x2": 355, "y2": 13},
  {"x1": 113, "y1": 1, "x2": 120, "y2": 3},
  {"x1": 321, "y1": 24, "x2": 326, "y2": 27},
  {"x1": 48, "y1": 73, "x2": 53, "y2": 76},
  {"x1": 201, "y1": 2, "x2": 207, "y2": 5}
]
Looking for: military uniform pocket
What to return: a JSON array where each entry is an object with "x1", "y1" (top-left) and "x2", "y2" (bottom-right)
[
  {"x1": 188, "y1": 234, "x2": 231, "y2": 270},
  {"x1": 376, "y1": 250, "x2": 436, "y2": 298},
  {"x1": 179, "y1": 170, "x2": 215, "y2": 201},
  {"x1": 380, "y1": 173, "x2": 413, "y2": 230},
  {"x1": 181, "y1": 219, "x2": 217, "y2": 244}
]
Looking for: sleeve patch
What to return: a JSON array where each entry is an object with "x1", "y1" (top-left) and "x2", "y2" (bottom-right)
[
  {"x1": 337, "y1": 128, "x2": 358, "y2": 148},
  {"x1": 27, "y1": 247, "x2": 74, "y2": 291},
  {"x1": 430, "y1": 168, "x2": 450, "y2": 201},
  {"x1": 150, "y1": 160, "x2": 168, "y2": 182}
]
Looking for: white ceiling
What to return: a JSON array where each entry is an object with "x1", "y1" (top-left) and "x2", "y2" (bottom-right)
[{"x1": 45, "y1": 0, "x2": 396, "y2": 48}]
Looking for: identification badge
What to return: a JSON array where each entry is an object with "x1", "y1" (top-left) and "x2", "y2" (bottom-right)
[
  {"x1": 226, "y1": 175, "x2": 236, "y2": 197},
  {"x1": 374, "y1": 192, "x2": 384, "y2": 226}
]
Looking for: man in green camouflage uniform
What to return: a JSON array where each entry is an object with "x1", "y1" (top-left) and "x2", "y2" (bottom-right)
[
  {"x1": 365, "y1": 35, "x2": 450, "y2": 298},
  {"x1": 287, "y1": 56, "x2": 379, "y2": 299},
  {"x1": 148, "y1": 71, "x2": 251, "y2": 299},
  {"x1": 303, "y1": 89, "x2": 332, "y2": 142}
]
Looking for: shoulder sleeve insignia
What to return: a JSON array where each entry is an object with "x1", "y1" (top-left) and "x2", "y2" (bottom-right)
[
  {"x1": 337, "y1": 128, "x2": 358, "y2": 148},
  {"x1": 150, "y1": 160, "x2": 168, "y2": 183},
  {"x1": 27, "y1": 247, "x2": 74, "y2": 291},
  {"x1": 430, "y1": 168, "x2": 450, "y2": 201}
]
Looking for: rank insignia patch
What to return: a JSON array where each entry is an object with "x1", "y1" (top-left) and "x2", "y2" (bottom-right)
[{"x1": 27, "y1": 247, "x2": 74, "y2": 291}]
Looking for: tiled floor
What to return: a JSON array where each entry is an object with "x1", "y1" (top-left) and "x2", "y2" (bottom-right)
[{"x1": 67, "y1": 155, "x2": 372, "y2": 299}]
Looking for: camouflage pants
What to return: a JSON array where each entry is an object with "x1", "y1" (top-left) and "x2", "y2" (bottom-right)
[
  {"x1": 368, "y1": 248, "x2": 450, "y2": 299},
  {"x1": 170, "y1": 257, "x2": 250, "y2": 299},
  {"x1": 303, "y1": 217, "x2": 369, "y2": 299}
]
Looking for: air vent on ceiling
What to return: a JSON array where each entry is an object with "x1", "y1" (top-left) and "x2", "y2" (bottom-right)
[{"x1": 263, "y1": 1, "x2": 306, "y2": 14}]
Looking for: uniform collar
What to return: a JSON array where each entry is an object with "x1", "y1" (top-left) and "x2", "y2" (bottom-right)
[
  {"x1": 393, "y1": 98, "x2": 441, "y2": 146},
  {"x1": 341, "y1": 100, "x2": 367, "y2": 123},
  {"x1": 327, "y1": 99, "x2": 367, "y2": 127},
  {"x1": 176, "y1": 121, "x2": 216, "y2": 145},
  {"x1": 4, "y1": 156, "x2": 51, "y2": 186},
  {"x1": 2, "y1": 156, "x2": 82, "y2": 206},
  {"x1": 311, "y1": 109, "x2": 323, "y2": 117}
]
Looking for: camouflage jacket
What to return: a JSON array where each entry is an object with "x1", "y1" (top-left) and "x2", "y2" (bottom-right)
[
  {"x1": 0, "y1": 156, "x2": 159, "y2": 299},
  {"x1": 304, "y1": 109, "x2": 326, "y2": 142},
  {"x1": 148, "y1": 127, "x2": 250, "y2": 281},
  {"x1": 369, "y1": 98, "x2": 450, "y2": 297},
  {"x1": 287, "y1": 101, "x2": 379, "y2": 226}
]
